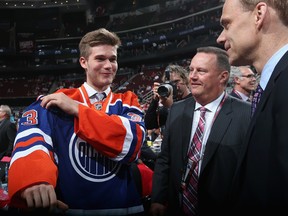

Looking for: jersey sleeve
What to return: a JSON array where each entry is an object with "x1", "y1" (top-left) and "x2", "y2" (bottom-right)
[
  {"x1": 8, "y1": 99, "x2": 58, "y2": 208},
  {"x1": 75, "y1": 91, "x2": 146, "y2": 163}
]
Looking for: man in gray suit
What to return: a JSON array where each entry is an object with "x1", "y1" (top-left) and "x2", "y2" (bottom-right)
[{"x1": 150, "y1": 46, "x2": 251, "y2": 216}]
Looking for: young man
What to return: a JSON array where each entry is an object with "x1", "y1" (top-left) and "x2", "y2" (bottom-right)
[
  {"x1": 8, "y1": 28, "x2": 146, "y2": 215},
  {"x1": 150, "y1": 46, "x2": 251, "y2": 216},
  {"x1": 217, "y1": 0, "x2": 288, "y2": 214}
]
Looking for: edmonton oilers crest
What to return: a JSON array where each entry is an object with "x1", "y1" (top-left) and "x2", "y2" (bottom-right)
[{"x1": 69, "y1": 133, "x2": 121, "y2": 182}]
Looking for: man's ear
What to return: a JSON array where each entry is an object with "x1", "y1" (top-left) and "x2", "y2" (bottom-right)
[
  {"x1": 220, "y1": 70, "x2": 229, "y2": 84},
  {"x1": 79, "y1": 56, "x2": 88, "y2": 70},
  {"x1": 254, "y1": 2, "x2": 268, "y2": 30},
  {"x1": 234, "y1": 76, "x2": 241, "y2": 85}
]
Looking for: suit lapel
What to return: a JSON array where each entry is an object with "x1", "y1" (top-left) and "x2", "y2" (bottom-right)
[
  {"x1": 237, "y1": 50, "x2": 288, "y2": 170},
  {"x1": 252, "y1": 51, "x2": 288, "y2": 120},
  {"x1": 0, "y1": 119, "x2": 7, "y2": 130},
  {"x1": 200, "y1": 96, "x2": 232, "y2": 173},
  {"x1": 248, "y1": 50, "x2": 288, "y2": 137},
  {"x1": 182, "y1": 98, "x2": 196, "y2": 161}
]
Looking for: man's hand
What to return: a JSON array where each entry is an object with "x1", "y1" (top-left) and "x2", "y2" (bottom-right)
[
  {"x1": 152, "y1": 82, "x2": 161, "y2": 100},
  {"x1": 40, "y1": 92, "x2": 79, "y2": 117},
  {"x1": 21, "y1": 184, "x2": 69, "y2": 212}
]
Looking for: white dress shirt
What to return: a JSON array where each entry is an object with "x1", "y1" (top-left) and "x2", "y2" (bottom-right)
[{"x1": 189, "y1": 91, "x2": 226, "y2": 173}]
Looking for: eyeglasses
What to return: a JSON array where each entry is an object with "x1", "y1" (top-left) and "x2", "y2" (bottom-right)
[{"x1": 241, "y1": 74, "x2": 256, "y2": 79}]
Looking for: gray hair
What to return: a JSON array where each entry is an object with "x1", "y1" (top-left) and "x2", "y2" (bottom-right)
[
  {"x1": 0, "y1": 105, "x2": 12, "y2": 117},
  {"x1": 230, "y1": 65, "x2": 242, "y2": 78},
  {"x1": 228, "y1": 65, "x2": 252, "y2": 87}
]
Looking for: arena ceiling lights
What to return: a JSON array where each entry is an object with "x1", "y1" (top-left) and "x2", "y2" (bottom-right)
[{"x1": 0, "y1": 0, "x2": 85, "y2": 8}]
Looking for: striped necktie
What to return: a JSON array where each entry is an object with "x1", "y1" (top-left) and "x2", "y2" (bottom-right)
[{"x1": 182, "y1": 107, "x2": 207, "y2": 215}]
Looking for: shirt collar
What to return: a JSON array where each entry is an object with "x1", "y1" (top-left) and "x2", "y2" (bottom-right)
[
  {"x1": 260, "y1": 44, "x2": 288, "y2": 90},
  {"x1": 235, "y1": 90, "x2": 249, "y2": 101},
  {"x1": 84, "y1": 82, "x2": 111, "y2": 98},
  {"x1": 195, "y1": 91, "x2": 225, "y2": 113}
]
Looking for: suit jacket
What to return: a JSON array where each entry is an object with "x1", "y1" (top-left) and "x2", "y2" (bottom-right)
[
  {"x1": 151, "y1": 94, "x2": 251, "y2": 215},
  {"x1": 232, "y1": 50, "x2": 288, "y2": 214},
  {"x1": 230, "y1": 90, "x2": 242, "y2": 100},
  {"x1": 0, "y1": 118, "x2": 16, "y2": 160}
]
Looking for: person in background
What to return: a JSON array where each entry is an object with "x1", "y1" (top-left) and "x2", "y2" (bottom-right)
[
  {"x1": 229, "y1": 66, "x2": 257, "y2": 102},
  {"x1": 217, "y1": 0, "x2": 288, "y2": 214},
  {"x1": 169, "y1": 64, "x2": 192, "y2": 102},
  {"x1": 0, "y1": 105, "x2": 16, "y2": 181},
  {"x1": 144, "y1": 64, "x2": 192, "y2": 136},
  {"x1": 8, "y1": 28, "x2": 146, "y2": 215},
  {"x1": 150, "y1": 46, "x2": 251, "y2": 216}
]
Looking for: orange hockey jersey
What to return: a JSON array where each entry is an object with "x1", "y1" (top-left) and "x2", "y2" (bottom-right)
[{"x1": 8, "y1": 84, "x2": 146, "y2": 215}]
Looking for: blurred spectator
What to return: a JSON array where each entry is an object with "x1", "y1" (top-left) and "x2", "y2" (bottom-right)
[
  {"x1": 229, "y1": 66, "x2": 257, "y2": 102},
  {"x1": 144, "y1": 64, "x2": 192, "y2": 136},
  {"x1": 0, "y1": 105, "x2": 16, "y2": 181}
]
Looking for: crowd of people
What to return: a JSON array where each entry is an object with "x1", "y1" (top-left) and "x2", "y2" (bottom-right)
[{"x1": 1, "y1": 0, "x2": 288, "y2": 215}]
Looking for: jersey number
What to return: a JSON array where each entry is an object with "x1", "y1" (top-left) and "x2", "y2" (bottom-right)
[{"x1": 21, "y1": 109, "x2": 38, "y2": 126}]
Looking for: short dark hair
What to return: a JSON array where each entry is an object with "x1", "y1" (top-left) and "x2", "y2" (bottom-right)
[{"x1": 197, "y1": 46, "x2": 230, "y2": 72}]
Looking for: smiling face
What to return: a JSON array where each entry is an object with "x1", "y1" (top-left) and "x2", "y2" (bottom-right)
[
  {"x1": 79, "y1": 44, "x2": 118, "y2": 92},
  {"x1": 189, "y1": 52, "x2": 229, "y2": 105},
  {"x1": 216, "y1": 0, "x2": 259, "y2": 66},
  {"x1": 236, "y1": 66, "x2": 257, "y2": 93}
]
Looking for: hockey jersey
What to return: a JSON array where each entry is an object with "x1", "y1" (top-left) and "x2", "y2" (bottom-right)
[{"x1": 8, "y1": 84, "x2": 146, "y2": 215}]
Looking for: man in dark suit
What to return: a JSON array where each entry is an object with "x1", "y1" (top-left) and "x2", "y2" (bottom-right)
[
  {"x1": 0, "y1": 105, "x2": 17, "y2": 181},
  {"x1": 229, "y1": 66, "x2": 257, "y2": 102},
  {"x1": 150, "y1": 46, "x2": 251, "y2": 216},
  {"x1": 217, "y1": 0, "x2": 288, "y2": 214}
]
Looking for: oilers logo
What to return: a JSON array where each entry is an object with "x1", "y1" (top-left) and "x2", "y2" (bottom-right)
[{"x1": 69, "y1": 134, "x2": 121, "y2": 182}]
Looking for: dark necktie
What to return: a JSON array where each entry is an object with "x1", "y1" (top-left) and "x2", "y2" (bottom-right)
[
  {"x1": 182, "y1": 107, "x2": 207, "y2": 215},
  {"x1": 251, "y1": 84, "x2": 263, "y2": 117}
]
